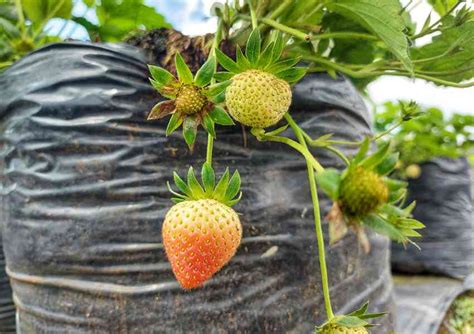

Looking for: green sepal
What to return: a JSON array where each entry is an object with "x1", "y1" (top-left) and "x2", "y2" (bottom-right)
[
  {"x1": 148, "y1": 65, "x2": 175, "y2": 86},
  {"x1": 352, "y1": 137, "x2": 371, "y2": 164},
  {"x1": 266, "y1": 57, "x2": 301, "y2": 74},
  {"x1": 360, "y1": 141, "x2": 391, "y2": 169},
  {"x1": 376, "y1": 152, "x2": 399, "y2": 175},
  {"x1": 165, "y1": 113, "x2": 183, "y2": 135},
  {"x1": 275, "y1": 67, "x2": 307, "y2": 83},
  {"x1": 202, "y1": 114, "x2": 216, "y2": 138},
  {"x1": 147, "y1": 100, "x2": 175, "y2": 121},
  {"x1": 225, "y1": 170, "x2": 241, "y2": 200},
  {"x1": 211, "y1": 92, "x2": 226, "y2": 104},
  {"x1": 362, "y1": 214, "x2": 406, "y2": 243},
  {"x1": 171, "y1": 197, "x2": 185, "y2": 204},
  {"x1": 175, "y1": 52, "x2": 194, "y2": 84},
  {"x1": 246, "y1": 28, "x2": 261, "y2": 65},
  {"x1": 173, "y1": 172, "x2": 192, "y2": 197},
  {"x1": 187, "y1": 167, "x2": 206, "y2": 198},
  {"x1": 257, "y1": 41, "x2": 274, "y2": 68},
  {"x1": 205, "y1": 80, "x2": 232, "y2": 97},
  {"x1": 168, "y1": 164, "x2": 242, "y2": 206},
  {"x1": 194, "y1": 56, "x2": 216, "y2": 87},
  {"x1": 270, "y1": 32, "x2": 284, "y2": 63},
  {"x1": 316, "y1": 168, "x2": 341, "y2": 201},
  {"x1": 213, "y1": 168, "x2": 230, "y2": 201},
  {"x1": 236, "y1": 46, "x2": 251, "y2": 70},
  {"x1": 149, "y1": 79, "x2": 177, "y2": 99},
  {"x1": 209, "y1": 106, "x2": 235, "y2": 125},
  {"x1": 215, "y1": 48, "x2": 241, "y2": 73},
  {"x1": 182, "y1": 115, "x2": 198, "y2": 149},
  {"x1": 335, "y1": 316, "x2": 369, "y2": 328},
  {"x1": 201, "y1": 163, "x2": 215, "y2": 194},
  {"x1": 214, "y1": 71, "x2": 235, "y2": 82}
]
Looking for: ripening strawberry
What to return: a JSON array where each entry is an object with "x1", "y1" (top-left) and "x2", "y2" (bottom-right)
[
  {"x1": 226, "y1": 70, "x2": 291, "y2": 128},
  {"x1": 320, "y1": 324, "x2": 368, "y2": 334},
  {"x1": 339, "y1": 166, "x2": 389, "y2": 217},
  {"x1": 215, "y1": 29, "x2": 306, "y2": 129},
  {"x1": 163, "y1": 199, "x2": 242, "y2": 289},
  {"x1": 163, "y1": 164, "x2": 243, "y2": 289}
]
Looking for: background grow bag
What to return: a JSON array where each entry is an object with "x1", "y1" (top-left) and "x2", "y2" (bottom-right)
[
  {"x1": 0, "y1": 42, "x2": 395, "y2": 333},
  {"x1": 391, "y1": 157, "x2": 473, "y2": 279}
]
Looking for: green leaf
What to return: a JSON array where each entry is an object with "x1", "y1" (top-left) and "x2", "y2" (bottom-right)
[
  {"x1": 194, "y1": 56, "x2": 216, "y2": 87},
  {"x1": 236, "y1": 46, "x2": 251, "y2": 70},
  {"x1": 173, "y1": 172, "x2": 192, "y2": 197},
  {"x1": 215, "y1": 48, "x2": 241, "y2": 73},
  {"x1": 246, "y1": 28, "x2": 261, "y2": 65},
  {"x1": 166, "y1": 113, "x2": 183, "y2": 136},
  {"x1": 22, "y1": 0, "x2": 72, "y2": 24},
  {"x1": 175, "y1": 52, "x2": 193, "y2": 84},
  {"x1": 225, "y1": 170, "x2": 241, "y2": 200},
  {"x1": 202, "y1": 114, "x2": 216, "y2": 138},
  {"x1": 275, "y1": 67, "x2": 307, "y2": 83},
  {"x1": 427, "y1": 0, "x2": 458, "y2": 15},
  {"x1": 182, "y1": 115, "x2": 198, "y2": 148},
  {"x1": 148, "y1": 65, "x2": 175, "y2": 86},
  {"x1": 187, "y1": 167, "x2": 206, "y2": 198},
  {"x1": 327, "y1": 0, "x2": 413, "y2": 73},
  {"x1": 201, "y1": 163, "x2": 215, "y2": 194},
  {"x1": 214, "y1": 71, "x2": 234, "y2": 81},
  {"x1": 213, "y1": 168, "x2": 230, "y2": 199},
  {"x1": 209, "y1": 106, "x2": 235, "y2": 126},
  {"x1": 316, "y1": 169, "x2": 341, "y2": 200}
]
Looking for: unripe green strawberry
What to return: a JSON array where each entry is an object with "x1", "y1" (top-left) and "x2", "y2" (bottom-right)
[
  {"x1": 175, "y1": 84, "x2": 207, "y2": 115},
  {"x1": 320, "y1": 324, "x2": 368, "y2": 334},
  {"x1": 225, "y1": 69, "x2": 291, "y2": 128},
  {"x1": 340, "y1": 166, "x2": 388, "y2": 217},
  {"x1": 162, "y1": 199, "x2": 242, "y2": 289}
]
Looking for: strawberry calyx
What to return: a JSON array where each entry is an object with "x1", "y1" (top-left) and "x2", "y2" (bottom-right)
[
  {"x1": 214, "y1": 28, "x2": 306, "y2": 84},
  {"x1": 317, "y1": 137, "x2": 425, "y2": 251},
  {"x1": 147, "y1": 52, "x2": 235, "y2": 150},
  {"x1": 315, "y1": 301, "x2": 386, "y2": 334},
  {"x1": 167, "y1": 163, "x2": 242, "y2": 207}
]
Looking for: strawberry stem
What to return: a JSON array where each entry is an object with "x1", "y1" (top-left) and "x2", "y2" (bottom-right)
[{"x1": 284, "y1": 113, "x2": 335, "y2": 320}]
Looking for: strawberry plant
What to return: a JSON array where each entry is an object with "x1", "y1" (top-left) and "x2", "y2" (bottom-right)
[
  {"x1": 375, "y1": 101, "x2": 474, "y2": 178},
  {"x1": 145, "y1": 1, "x2": 473, "y2": 331}
]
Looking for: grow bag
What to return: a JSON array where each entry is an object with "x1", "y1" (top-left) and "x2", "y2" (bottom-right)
[
  {"x1": 0, "y1": 42, "x2": 395, "y2": 333},
  {"x1": 394, "y1": 273, "x2": 474, "y2": 334},
  {"x1": 392, "y1": 157, "x2": 473, "y2": 279},
  {"x1": 0, "y1": 234, "x2": 15, "y2": 333}
]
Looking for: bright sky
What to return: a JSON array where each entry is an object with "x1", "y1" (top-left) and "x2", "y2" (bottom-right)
[{"x1": 47, "y1": 0, "x2": 473, "y2": 116}]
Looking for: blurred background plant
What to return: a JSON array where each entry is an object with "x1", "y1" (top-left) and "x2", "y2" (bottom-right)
[
  {"x1": 375, "y1": 101, "x2": 474, "y2": 177},
  {"x1": 0, "y1": 0, "x2": 170, "y2": 70}
]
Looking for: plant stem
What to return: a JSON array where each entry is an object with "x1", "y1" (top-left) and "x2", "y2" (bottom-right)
[
  {"x1": 284, "y1": 113, "x2": 335, "y2": 320},
  {"x1": 206, "y1": 134, "x2": 214, "y2": 165},
  {"x1": 312, "y1": 32, "x2": 378, "y2": 41},
  {"x1": 247, "y1": 0, "x2": 258, "y2": 29},
  {"x1": 254, "y1": 131, "x2": 324, "y2": 173},
  {"x1": 259, "y1": 17, "x2": 310, "y2": 41},
  {"x1": 325, "y1": 146, "x2": 350, "y2": 165}
]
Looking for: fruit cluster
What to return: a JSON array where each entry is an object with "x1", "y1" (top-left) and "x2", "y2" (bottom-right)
[{"x1": 146, "y1": 27, "x2": 423, "y2": 333}]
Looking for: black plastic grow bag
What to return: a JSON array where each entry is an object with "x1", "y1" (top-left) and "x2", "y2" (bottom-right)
[
  {"x1": 392, "y1": 157, "x2": 473, "y2": 279},
  {"x1": 0, "y1": 42, "x2": 394, "y2": 333}
]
